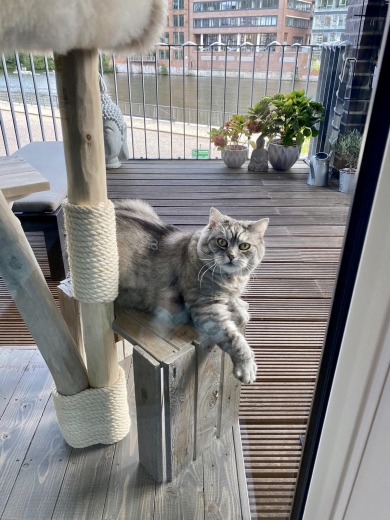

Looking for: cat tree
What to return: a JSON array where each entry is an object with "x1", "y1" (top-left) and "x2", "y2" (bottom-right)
[
  {"x1": 0, "y1": 0, "x2": 166, "y2": 447},
  {"x1": 0, "y1": 0, "x2": 243, "y2": 481}
]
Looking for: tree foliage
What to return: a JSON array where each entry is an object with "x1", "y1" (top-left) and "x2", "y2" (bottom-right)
[{"x1": 0, "y1": 53, "x2": 55, "y2": 71}]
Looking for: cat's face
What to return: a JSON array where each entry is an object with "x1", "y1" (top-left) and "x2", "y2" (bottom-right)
[{"x1": 197, "y1": 208, "x2": 269, "y2": 276}]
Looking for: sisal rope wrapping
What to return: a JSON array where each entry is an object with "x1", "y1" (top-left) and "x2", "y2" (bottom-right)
[
  {"x1": 63, "y1": 200, "x2": 119, "y2": 303},
  {"x1": 52, "y1": 367, "x2": 130, "y2": 448}
]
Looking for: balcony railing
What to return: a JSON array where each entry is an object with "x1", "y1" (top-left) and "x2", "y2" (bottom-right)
[{"x1": 0, "y1": 43, "x2": 351, "y2": 160}]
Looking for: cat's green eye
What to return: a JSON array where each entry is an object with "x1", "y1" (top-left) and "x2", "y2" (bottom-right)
[
  {"x1": 239, "y1": 243, "x2": 250, "y2": 251},
  {"x1": 217, "y1": 238, "x2": 228, "y2": 248}
]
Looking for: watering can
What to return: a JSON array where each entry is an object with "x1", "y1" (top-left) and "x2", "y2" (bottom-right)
[{"x1": 307, "y1": 152, "x2": 329, "y2": 187}]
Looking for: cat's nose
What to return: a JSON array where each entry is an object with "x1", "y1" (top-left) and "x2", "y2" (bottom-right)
[{"x1": 227, "y1": 253, "x2": 235, "y2": 261}]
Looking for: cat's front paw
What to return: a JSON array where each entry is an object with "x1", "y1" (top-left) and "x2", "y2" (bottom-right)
[{"x1": 233, "y1": 351, "x2": 257, "y2": 384}]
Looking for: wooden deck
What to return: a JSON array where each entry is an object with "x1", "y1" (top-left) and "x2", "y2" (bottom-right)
[{"x1": 0, "y1": 160, "x2": 351, "y2": 519}]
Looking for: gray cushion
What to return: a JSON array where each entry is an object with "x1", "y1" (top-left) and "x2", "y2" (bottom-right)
[{"x1": 12, "y1": 142, "x2": 67, "y2": 213}]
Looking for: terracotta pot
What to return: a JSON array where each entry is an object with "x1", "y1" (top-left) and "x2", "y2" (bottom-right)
[
  {"x1": 268, "y1": 141, "x2": 300, "y2": 171},
  {"x1": 339, "y1": 168, "x2": 358, "y2": 194},
  {"x1": 221, "y1": 147, "x2": 248, "y2": 169}
]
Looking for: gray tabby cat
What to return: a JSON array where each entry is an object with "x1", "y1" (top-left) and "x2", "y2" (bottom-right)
[{"x1": 115, "y1": 199, "x2": 269, "y2": 385}]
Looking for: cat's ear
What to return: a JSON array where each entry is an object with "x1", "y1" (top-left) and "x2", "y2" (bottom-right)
[
  {"x1": 209, "y1": 207, "x2": 224, "y2": 228},
  {"x1": 249, "y1": 218, "x2": 269, "y2": 238}
]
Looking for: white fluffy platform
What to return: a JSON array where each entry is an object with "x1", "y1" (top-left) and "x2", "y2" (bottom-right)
[{"x1": 0, "y1": 0, "x2": 166, "y2": 54}]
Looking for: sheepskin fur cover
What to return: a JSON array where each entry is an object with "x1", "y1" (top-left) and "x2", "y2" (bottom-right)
[{"x1": 0, "y1": 0, "x2": 166, "y2": 54}]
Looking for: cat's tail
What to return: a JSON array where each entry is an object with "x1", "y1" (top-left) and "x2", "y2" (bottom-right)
[{"x1": 114, "y1": 199, "x2": 162, "y2": 225}]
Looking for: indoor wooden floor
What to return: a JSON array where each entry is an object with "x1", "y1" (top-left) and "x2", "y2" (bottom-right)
[{"x1": 0, "y1": 160, "x2": 351, "y2": 519}]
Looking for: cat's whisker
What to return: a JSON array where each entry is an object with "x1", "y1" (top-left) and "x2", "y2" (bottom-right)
[
  {"x1": 199, "y1": 261, "x2": 217, "y2": 288},
  {"x1": 197, "y1": 261, "x2": 214, "y2": 281},
  {"x1": 211, "y1": 262, "x2": 218, "y2": 283},
  {"x1": 197, "y1": 261, "x2": 214, "y2": 282}
]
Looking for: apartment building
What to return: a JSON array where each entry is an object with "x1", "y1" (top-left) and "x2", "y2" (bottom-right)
[
  {"x1": 154, "y1": 0, "x2": 313, "y2": 73},
  {"x1": 311, "y1": 0, "x2": 348, "y2": 44},
  {"x1": 188, "y1": 0, "x2": 312, "y2": 48}
]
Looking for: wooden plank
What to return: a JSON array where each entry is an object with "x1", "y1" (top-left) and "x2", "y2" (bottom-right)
[
  {"x1": 163, "y1": 345, "x2": 196, "y2": 481},
  {"x1": 133, "y1": 345, "x2": 164, "y2": 483},
  {"x1": 217, "y1": 352, "x2": 241, "y2": 439},
  {"x1": 129, "y1": 309, "x2": 198, "y2": 351},
  {"x1": 0, "y1": 349, "x2": 34, "y2": 418},
  {"x1": 254, "y1": 263, "x2": 338, "y2": 279},
  {"x1": 113, "y1": 308, "x2": 177, "y2": 362},
  {"x1": 193, "y1": 340, "x2": 222, "y2": 459},
  {"x1": 247, "y1": 299, "x2": 331, "y2": 321},
  {"x1": 0, "y1": 351, "x2": 53, "y2": 516},
  {"x1": 52, "y1": 446, "x2": 115, "y2": 519},
  {"x1": 233, "y1": 422, "x2": 252, "y2": 520},
  {"x1": 0, "y1": 155, "x2": 50, "y2": 202},
  {"x1": 203, "y1": 428, "x2": 242, "y2": 520},
  {"x1": 243, "y1": 279, "x2": 325, "y2": 299},
  {"x1": 154, "y1": 458, "x2": 205, "y2": 520},
  {"x1": 2, "y1": 398, "x2": 72, "y2": 520},
  {"x1": 103, "y1": 356, "x2": 158, "y2": 520}
]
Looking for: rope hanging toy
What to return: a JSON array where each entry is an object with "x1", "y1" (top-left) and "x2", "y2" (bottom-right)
[
  {"x1": 53, "y1": 199, "x2": 130, "y2": 448},
  {"x1": 52, "y1": 367, "x2": 130, "y2": 448},
  {"x1": 63, "y1": 200, "x2": 119, "y2": 304}
]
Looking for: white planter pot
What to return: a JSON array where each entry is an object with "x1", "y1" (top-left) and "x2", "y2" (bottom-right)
[
  {"x1": 268, "y1": 141, "x2": 300, "y2": 171},
  {"x1": 221, "y1": 147, "x2": 248, "y2": 169},
  {"x1": 339, "y1": 169, "x2": 358, "y2": 194}
]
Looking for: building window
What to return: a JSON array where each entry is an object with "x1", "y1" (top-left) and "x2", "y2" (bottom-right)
[
  {"x1": 174, "y1": 50, "x2": 184, "y2": 59},
  {"x1": 203, "y1": 33, "x2": 219, "y2": 46},
  {"x1": 179, "y1": 14, "x2": 185, "y2": 26},
  {"x1": 173, "y1": 0, "x2": 184, "y2": 9},
  {"x1": 193, "y1": 15, "x2": 277, "y2": 28},
  {"x1": 287, "y1": 0, "x2": 311, "y2": 11},
  {"x1": 292, "y1": 36, "x2": 303, "y2": 44},
  {"x1": 312, "y1": 13, "x2": 346, "y2": 30},
  {"x1": 173, "y1": 15, "x2": 178, "y2": 26},
  {"x1": 193, "y1": 0, "x2": 279, "y2": 12},
  {"x1": 164, "y1": 32, "x2": 169, "y2": 44},
  {"x1": 159, "y1": 49, "x2": 170, "y2": 59},
  {"x1": 173, "y1": 32, "x2": 185, "y2": 44},
  {"x1": 285, "y1": 16, "x2": 310, "y2": 28},
  {"x1": 284, "y1": 32, "x2": 288, "y2": 43}
]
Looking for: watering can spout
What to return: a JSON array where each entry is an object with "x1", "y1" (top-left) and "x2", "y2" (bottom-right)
[{"x1": 308, "y1": 152, "x2": 329, "y2": 187}]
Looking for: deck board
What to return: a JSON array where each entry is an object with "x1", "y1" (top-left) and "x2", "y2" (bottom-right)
[{"x1": 0, "y1": 159, "x2": 350, "y2": 519}]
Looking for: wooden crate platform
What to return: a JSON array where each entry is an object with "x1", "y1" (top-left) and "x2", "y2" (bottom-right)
[
  {"x1": 0, "y1": 351, "x2": 250, "y2": 520},
  {"x1": 0, "y1": 160, "x2": 351, "y2": 519}
]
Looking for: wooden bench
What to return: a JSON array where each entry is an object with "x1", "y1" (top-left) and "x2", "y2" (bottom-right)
[{"x1": 11, "y1": 142, "x2": 68, "y2": 280}]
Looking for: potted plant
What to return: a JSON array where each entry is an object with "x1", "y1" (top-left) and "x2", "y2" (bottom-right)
[
  {"x1": 210, "y1": 114, "x2": 258, "y2": 169},
  {"x1": 248, "y1": 90, "x2": 324, "y2": 171},
  {"x1": 333, "y1": 129, "x2": 362, "y2": 194}
]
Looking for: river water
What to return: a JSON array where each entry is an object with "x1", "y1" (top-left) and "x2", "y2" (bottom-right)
[{"x1": 0, "y1": 69, "x2": 317, "y2": 125}]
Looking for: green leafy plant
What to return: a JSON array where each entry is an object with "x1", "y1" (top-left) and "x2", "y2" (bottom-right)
[
  {"x1": 209, "y1": 114, "x2": 259, "y2": 151},
  {"x1": 248, "y1": 90, "x2": 325, "y2": 147},
  {"x1": 333, "y1": 129, "x2": 363, "y2": 172},
  {"x1": 159, "y1": 64, "x2": 168, "y2": 75}
]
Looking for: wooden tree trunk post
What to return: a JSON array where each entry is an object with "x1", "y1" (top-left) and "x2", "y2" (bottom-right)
[
  {"x1": 0, "y1": 189, "x2": 89, "y2": 396},
  {"x1": 54, "y1": 50, "x2": 119, "y2": 388}
]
